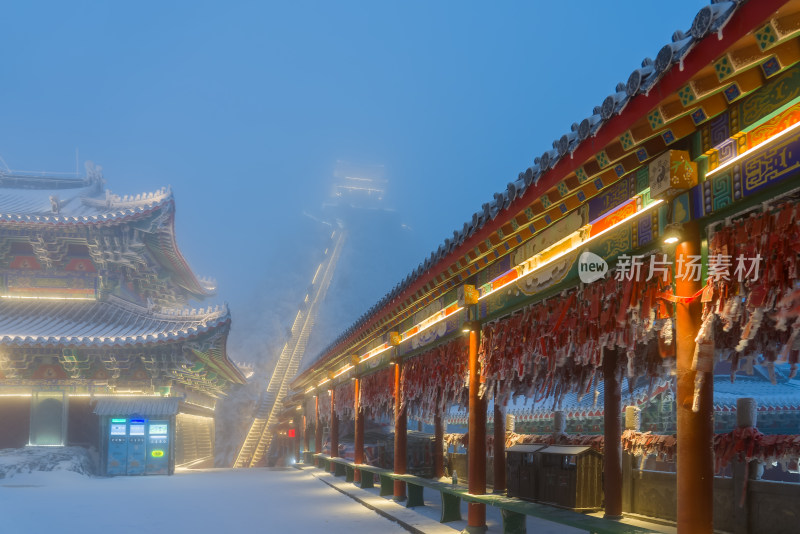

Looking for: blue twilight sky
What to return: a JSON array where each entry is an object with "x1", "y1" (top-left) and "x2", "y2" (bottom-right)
[{"x1": 2, "y1": 1, "x2": 709, "y2": 364}]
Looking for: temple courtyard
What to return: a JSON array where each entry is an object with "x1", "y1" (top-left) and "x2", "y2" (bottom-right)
[{"x1": 0, "y1": 457, "x2": 674, "y2": 534}]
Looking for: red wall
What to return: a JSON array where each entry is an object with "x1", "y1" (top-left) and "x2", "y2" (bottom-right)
[
  {"x1": 67, "y1": 397, "x2": 99, "y2": 448},
  {"x1": 0, "y1": 397, "x2": 31, "y2": 448}
]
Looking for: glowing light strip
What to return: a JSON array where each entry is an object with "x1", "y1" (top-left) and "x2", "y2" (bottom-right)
[
  {"x1": 334, "y1": 364, "x2": 353, "y2": 378},
  {"x1": 312, "y1": 263, "x2": 323, "y2": 285},
  {"x1": 707, "y1": 118, "x2": 800, "y2": 178},
  {"x1": 318, "y1": 378, "x2": 330, "y2": 387},
  {"x1": 478, "y1": 198, "x2": 663, "y2": 301},
  {"x1": 305, "y1": 386, "x2": 315, "y2": 393},
  {"x1": 1, "y1": 295, "x2": 96, "y2": 301},
  {"x1": 176, "y1": 455, "x2": 214, "y2": 469},
  {"x1": 401, "y1": 303, "x2": 462, "y2": 343},
  {"x1": 359, "y1": 343, "x2": 391, "y2": 363},
  {"x1": 588, "y1": 197, "x2": 637, "y2": 226},
  {"x1": 356, "y1": 301, "x2": 463, "y2": 369},
  {"x1": 310, "y1": 198, "x2": 664, "y2": 390}
]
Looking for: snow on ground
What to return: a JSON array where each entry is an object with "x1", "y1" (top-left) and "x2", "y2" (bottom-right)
[
  {"x1": 0, "y1": 446, "x2": 97, "y2": 479},
  {"x1": 0, "y1": 466, "x2": 409, "y2": 534}
]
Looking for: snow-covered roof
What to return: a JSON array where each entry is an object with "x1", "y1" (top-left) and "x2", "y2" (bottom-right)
[
  {"x1": 0, "y1": 165, "x2": 173, "y2": 225},
  {"x1": 715, "y1": 375, "x2": 800, "y2": 411},
  {"x1": 0, "y1": 167, "x2": 216, "y2": 299},
  {"x1": 0, "y1": 296, "x2": 230, "y2": 348},
  {"x1": 476, "y1": 379, "x2": 671, "y2": 423},
  {"x1": 443, "y1": 373, "x2": 800, "y2": 424},
  {"x1": 93, "y1": 397, "x2": 180, "y2": 416}
]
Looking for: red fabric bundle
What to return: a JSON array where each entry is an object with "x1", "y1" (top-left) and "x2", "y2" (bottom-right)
[
  {"x1": 317, "y1": 391, "x2": 331, "y2": 425},
  {"x1": 359, "y1": 367, "x2": 395, "y2": 420},
  {"x1": 706, "y1": 201, "x2": 800, "y2": 381},
  {"x1": 333, "y1": 381, "x2": 355, "y2": 420},
  {"x1": 480, "y1": 270, "x2": 674, "y2": 408},
  {"x1": 621, "y1": 429, "x2": 677, "y2": 461},
  {"x1": 713, "y1": 427, "x2": 800, "y2": 471},
  {"x1": 402, "y1": 337, "x2": 468, "y2": 419}
]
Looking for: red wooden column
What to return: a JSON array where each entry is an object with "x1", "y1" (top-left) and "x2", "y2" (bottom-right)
[
  {"x1": 433, "y1": 412, "x2": 444, "y2": 478},
  {"x1": 676, "y1": 221, "x2": 712, "y2": 533},
  {"x1": 467, "y1": 324, "x2": 487, "y2": 533},
  {"x1": 303, "y1": 413, "x2": 310, "y2": 456},
  {"x1": 393, "y1": 360, "x2": 407, "y2": 500},
  {"x1": 294, "y1": 419, "x2": 301, "y2": 464},
  {"x1": 354, "y1": 377, "x2": 364, "y2": 483},
  {"x1": 314, "y1": 395, "x2": 322, "y2": 456},
  {"x1": 330, "y1": 389, "x2": 339, "y2": 473},
  {"x1": 603, "y1": 347, "x2": 622, "y2": 519},
  {"x1": 493, "y1": 391, "x2": 506, "y2": 493}
]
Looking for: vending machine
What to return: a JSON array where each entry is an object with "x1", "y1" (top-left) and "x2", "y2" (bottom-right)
[
  {"x1": 107, "y1": 418, "x2": 129, "y2": 476},
  {"x1": 146, "y1": 420, "x2": 170, "y2": 475},
  {"x1": 126, "y1": 418, "x2": 147, "y2": 475}
]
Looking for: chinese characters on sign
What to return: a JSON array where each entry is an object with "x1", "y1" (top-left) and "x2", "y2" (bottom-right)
[{"x1": 614, "y1": 253, "x2": 762, "y2": 282}]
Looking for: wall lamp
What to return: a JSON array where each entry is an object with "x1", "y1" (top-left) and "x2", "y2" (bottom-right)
[
  {"x1": 662, "y1": 223, "x2": 683, "y2": 245},
  {"x1": 461, "y1": 320, "x2": 481, "y2": 333}
]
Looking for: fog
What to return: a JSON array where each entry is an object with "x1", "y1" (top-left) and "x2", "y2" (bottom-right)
[{"x1": 1, "y1": 1, "x2": 709, "y2": 368}]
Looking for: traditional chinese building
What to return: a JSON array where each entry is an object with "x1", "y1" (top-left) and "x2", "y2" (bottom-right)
[
  {"x1": 0, "y1": 163, "x2": 245, "y2": 471},
  {"x1": 282, "y1": 1, "x2": 800, "y2": 532}
]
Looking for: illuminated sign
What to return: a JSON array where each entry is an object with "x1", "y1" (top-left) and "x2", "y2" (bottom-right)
[
  {"x1": 149, "y1": 424, "x2": 168, "y2": 435},
  {"x1": 150, "y1": 450, "x2": 164, "y2": 458},
  {"x1": 287, "y1": 429, "x2": 296, "y2": 438},
  {"x1": 110, "y1": 423, "x2": 127, "y2": 436},
  {"x1": 129, "y1": 419, "x2": 145, "y2": 436}
]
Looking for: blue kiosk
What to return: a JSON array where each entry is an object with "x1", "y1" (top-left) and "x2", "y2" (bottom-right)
[{"x1": 95, "y1": 398, "x2": 178, "y2": 476}]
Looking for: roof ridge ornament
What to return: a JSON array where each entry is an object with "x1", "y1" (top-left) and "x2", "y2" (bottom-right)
[
  {"x1": 49, "y1": 195, "x2": 60, "y2": 215},
  {"x1": 85, "y1": 161, "x2": 105, "y2": 191}
]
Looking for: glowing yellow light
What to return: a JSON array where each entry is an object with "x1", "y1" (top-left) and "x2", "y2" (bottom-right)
[
  {"x1": 706, "y1": 118, "x2": 800, "y2": 178},
  {"x1": 334, "y1": 365, "x2": 353, "y2": 378},
  {"x1": 479, "y1": 198, "x2": 663, "y2": 301},
  {"x1": 359, "y1": 343, "x2": 391, "y2": 364},
  {"x1": 312, "y1": 264, "x2": 323, "y2": 285},
  {"x1": 317, "y1": 197, "x2": 662, "y2": 380},
  {"x1": 0, "y1": 295, "x2": 96, "y2": 301}
]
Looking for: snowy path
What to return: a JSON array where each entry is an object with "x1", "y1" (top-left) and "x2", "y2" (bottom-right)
[{"x1": 0, "y1": 467, "x2": 410, "y2": 534}]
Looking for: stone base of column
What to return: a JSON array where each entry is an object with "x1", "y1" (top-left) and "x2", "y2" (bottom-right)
[
  {"x1": 393, "y1": 480, "x2": 406, "y2": 502},
  {"x1": 603, "y1": 513, "x2": 624, "y2": 520},
  {"x1": 461, "y1": 525, "x2": 488, "y2": 534}
]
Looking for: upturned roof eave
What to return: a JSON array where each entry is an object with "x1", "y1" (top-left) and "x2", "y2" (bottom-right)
[{"x1": 293, "y1": 0, "x2": 784, "y2": 387}]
